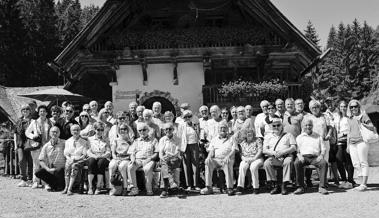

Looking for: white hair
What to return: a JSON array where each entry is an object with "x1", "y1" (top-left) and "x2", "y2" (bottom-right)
[{"x1": 143, "y1": 109, "x2": 153, "y2": 117}]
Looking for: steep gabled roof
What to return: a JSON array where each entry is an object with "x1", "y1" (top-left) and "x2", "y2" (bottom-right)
[{"x1": 54, "y1": 0, "x2": 321, "y2": 70}]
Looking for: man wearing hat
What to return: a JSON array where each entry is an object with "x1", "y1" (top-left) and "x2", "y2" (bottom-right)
[
  {"x1": 263, "y1": 117, "x2": 296, "y2": 195},
  {"x1": 175, "y1": 102, "x2": 190, "y2": 125}
]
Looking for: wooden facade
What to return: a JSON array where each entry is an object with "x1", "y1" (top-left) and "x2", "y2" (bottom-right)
[{"x1": 52, "y1": 0, "x2": 321, "y2": 110}]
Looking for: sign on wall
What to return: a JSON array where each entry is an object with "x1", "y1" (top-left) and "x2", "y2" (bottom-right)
[{"x1": 115, "y1": 90, "x2": 141, "y2": 100}]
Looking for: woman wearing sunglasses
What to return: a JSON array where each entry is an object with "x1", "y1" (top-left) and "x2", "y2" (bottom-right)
[
  {"x1": 347, "y1": 99, "x2": 375, "y2": 191},
  {"x1": 87, "y1": 122, "x2": 111, "y2": 195},
  {"x1": 179, "y1": 110, "x2": 201, "y2": 191},
  {"x1": 97, "y1": 108, "x2": 112, "y2": 140},
  {"x1": 78, "y1": 111, "x2": 95, "y2": 138},
  {"x1": 109, "y1": 123, "x2": 133, "y2": 196},
  {"x1": 108, "y1": 111, "x2": 134, "y2": 143}
]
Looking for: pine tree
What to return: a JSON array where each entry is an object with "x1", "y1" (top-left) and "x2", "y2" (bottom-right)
[
  {"x1": 61, "y1": 0, "x2": 82, "y2": 47},
  {"x1": 326, "y1": 25, "x2": 337, "y2": 49},
  {"x1": 304, "y1": 20, "x2": 320, "y2": 48}
]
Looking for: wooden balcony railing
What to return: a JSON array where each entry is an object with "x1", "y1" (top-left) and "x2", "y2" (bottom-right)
[{"x1": 202, "y1": 83, "x2": 304, "y2": 107}]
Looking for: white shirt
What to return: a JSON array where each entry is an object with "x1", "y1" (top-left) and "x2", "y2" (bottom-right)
[
  {"x1": 206, "y1": 119, "x2": 220, "y2": 142},
  {"x1": 263, "y1": 132, "x2": 296, "y2": 152},
  {"x1": 209, "y1": 135, "x2": 237, "y2": 159},
  {"x1": 64, "y1": 137, "x2": 88, "y2": 159},
  {"x1": 296, "y1": 132, "x2": 326, "y2": 156},
  {"x1": 254, "y1": 113, "x2": 266, "y2": 137}
]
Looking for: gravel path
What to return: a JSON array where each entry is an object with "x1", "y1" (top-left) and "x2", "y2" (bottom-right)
[{"x1": 1, "y1": 168, "x2": 379, "y2": 218}]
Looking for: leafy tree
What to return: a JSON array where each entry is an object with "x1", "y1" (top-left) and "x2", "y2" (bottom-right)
[
  {"x1": 80, "y1": 4, "x2": 100, "y2": 29},
  {"x1": 304, "y1": 20, "x2": 320, "y2": 48}
]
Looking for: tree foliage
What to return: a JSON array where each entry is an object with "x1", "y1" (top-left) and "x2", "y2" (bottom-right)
[
  {"x1": 304, "y1": 20, "x2": 320, "y2": 48},
  {"x1": 0, "y1": 0, "x2": 99, "y2": 87},
  {"x1": 310, "y1": 19, "x2": 379, "y2": 102}
]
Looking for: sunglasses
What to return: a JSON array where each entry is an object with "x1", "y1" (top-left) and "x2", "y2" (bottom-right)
[
  {"x1": 96, "y1": 128, "x2": 104, "y2": 132},
  {"x1": 120, "y1": 128, "x2": 128, "y2": 131},
  {"x1": 268, "y1": 107, "x2": 275, "y2": 110},
  {"x1": 164, "y1": 128, "x2": 174, "y2": 131},
  {"x1": 65, "y1": 110, "x2": 73, "y2": 113},
  {"x1": 83, "y1": 109, "x2": 91, "y2": 111},
  {"x1": 80, "y1": 115, "x2": 88, "y2": 118},
  {"x1": 350, "y1": 105, "x2": 359, "y2": 109},
  {"x1": 272, "y1": 124, "x2": 281, "y2": 128},
  {"x1": 118, "y1": 117, "x2": 126, "y2": 120},
  {"x1": 184, "y1": 115, "x2": 192, "y2": 119},
  {"x1": 138, "y1": 128, "x2": 148, "y2": 132}
]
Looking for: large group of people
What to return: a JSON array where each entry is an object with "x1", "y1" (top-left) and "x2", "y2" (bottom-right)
[{"x1": 12, "y1": 97, "x2": 376, "y2": 198}]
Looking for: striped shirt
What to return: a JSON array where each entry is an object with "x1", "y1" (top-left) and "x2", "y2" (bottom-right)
[{"x1": 39, "y1": 139, "x2": 66, "y2": 169}]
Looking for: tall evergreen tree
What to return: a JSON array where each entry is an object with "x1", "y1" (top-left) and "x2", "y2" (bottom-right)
[
  {"x1": 61, "y1": 0, "x2": 82, "y2": 47},
  {"x1": 304, "y1": 20, "x2": 320, "y2": 48},
  {"x1": 326, "y1": 25, "x2": 337, "y2": 49}
]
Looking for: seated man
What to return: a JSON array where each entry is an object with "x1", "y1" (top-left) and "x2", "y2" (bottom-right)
[
  {"x1": 294, "y1": 118, "x2": 328, "y2": 195},
  {"x1": 158, "y1": 123, "x2": 183, "y2": 198},
  {"x1": 200, "y1": 121, "x2": 237, "y2": 196},
  {"x1": 127, "y1": 123, "x2": 158, "y2": 196},
  {"x1": 263, "y1": 118, "x2": 296, "y2": 195}
]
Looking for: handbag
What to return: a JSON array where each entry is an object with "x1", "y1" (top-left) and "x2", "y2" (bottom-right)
[
  {"x1": 110, "y1": 170, "x2": 123, "y2": 187},
  {"x1": 24, "y1": 121, "x2": 42, "y2": 151},
  {"x1": 359, "y1": 123, "x2": 379, "y2": 144}
]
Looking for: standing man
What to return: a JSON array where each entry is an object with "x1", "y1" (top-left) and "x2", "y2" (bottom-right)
[
  {"x1": 152, "y1": 101, "x2": 164, "y2": 127},
  {"x1": 255, "y1": 100, "x2": 270, "y2": 138},
  {"x1": 243, "y1": 105, "x2": 256, "y2": 130},
  {"x1": 295, "y1": 98, "x2": 309, "y2": 116},
  {"x1": 28, "y1": 100, "x2": 39, "y2": 119},
  {"x1": 275, "y1": 99, "x2": 285, "y2": 119},
  {"x1": 263, "y1": 118, "x2": 296, "y2": 195},
  {"x1": 129, "y1": 101, "x2": 138, "y2": 123},
  {"x1": 175, "y1": 102, "x2": 191, "y2": 125},
  {"x1": 89, "y1": 100, "x2": 99, "y2": 118},
  {"x1": 294, "y1": 118, "x2": 328, "y2": 195},
  {"x1": 56, "y1": 105, "x2": 78, "y2": 140},
  {"x1": 283, "y1": 98, "x2": 303, "y2": 138}
]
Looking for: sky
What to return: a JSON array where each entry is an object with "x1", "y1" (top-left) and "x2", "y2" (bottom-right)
[{"x1": 80, "y1": 0, "x2": 379, "y2": 48}]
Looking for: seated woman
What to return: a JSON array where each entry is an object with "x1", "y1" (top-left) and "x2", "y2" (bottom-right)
[
  {"x1": 35, "y1": 126, "x2": 66, "y2": 192},
  {"x1": 235, "y1": 128, "x2": 264, "y2": 195},
  {"x1": 109, "y1": 123, "x2": 133, "y2": 196},
  {"x1": 78, "y1": 111, "x2": 95, "y2": 138},
  {"x1": 87, "y1": 122, "x2": 111, "y2": 195},
  {"x1": 62, "y1": 124, "x2": 89, "y2": 195}
]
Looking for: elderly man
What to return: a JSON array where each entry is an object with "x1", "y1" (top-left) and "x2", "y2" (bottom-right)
[
  {"x1": 283, "y1": 98, "x2": 303, "y2": 138},
  {"x1": 295, "y1": 99, "x2": 309, "y2": 116},
  {"x1": 35, "y1": 126, "x2": 66, "y2": 192},
  {"x1": 129, "y1": 101, "x2": 138, "y2": 123},
  {"x1": 104, "y1": 101, "x2": 116, "y2": 124},
  {"x1": 205, "y1": 105, "x2": 222, "y2": 147},
  {"x1": 152, "y1": 101, "x2": 164, "y2": 127},
  {"x1": 275, "y1": 99, "x2": 285, "y2": 119},
  {"x1": 132, "y1": 105, "x2": 145, "y2": 137},
  {"x1": 89, "y1": 100, "x2": 99, "y2": 118},
  {"x1": 243, "y1": 105, "x2": 256, "y2": 130},
  {"x1": 56, "y1": 105, "x2": 78, "y2": 140},
  {"x1": 200, "y1": 121, "x2": 237, "y2": 196},
  {"x1": 175, "y1": 102, "x2": 191, "y2": 124},
  {"x1": 128, "y1": 123, "x2": 159, "y2": 196},
  {"x1": 294, "y1": 118, "x2": 328, "y2": 195},
  {"x1": 159, "y1": 122, "x2": 182, "y2": 198},
  {"x1": 255, "y1": 100, "x2": 270, "y2": 138},
  {"x1": 198, "y1": 105, "x2": 209, "y2": 139},
  {"x1": 143, "y1": 109, "x2": 161, "y2": 140},
  {"x1": 263, "y1": 118, "x2": 296, "y2": 195}
]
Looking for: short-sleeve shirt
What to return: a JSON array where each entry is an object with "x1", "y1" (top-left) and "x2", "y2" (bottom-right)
[
  {"x1": 206, "y1": 119, "x2": 221, "y2": 142},
  {"x1": 129, "y1": 137, "x2": 158, "y2": 159},
  {"x1": 263, "y1": 132, "x2": 296, "y2": 152},
  {"x1": 159, "y1": 135, "x2": 180, "y2": 156},
  {"x1": 112, "y1": 137, "x2": 132, "y2": 157},
  {"x1": 303, "y1": 114, "x2": 329, "y2": 139},
  {"x1": 283, "y1": 111, "x2": 303, "y2": 137},
  {"x1": 209, "y1": 136, "x2": 237, "y2": 159},
  {"x1": 39, "y1": 139, "x2": 66, "y2": 169},
  {"x1": 254, "y1": 113, "x2": 266, "y2": 138},
  {"x1": 296, "y1": 132, "x2": 325, "y2": 156},
  {"x1": 64, "y1": 137, "x2": 88, "y2": 159},
  {"x1": 88, "y1": 135, "x2": 110, "y2": 156},
  {"x1": 239, "y1": 138, "x2": 262, "y2": 158}
]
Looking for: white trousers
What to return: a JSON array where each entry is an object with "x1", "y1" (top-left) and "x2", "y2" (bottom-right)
[{"x1": 349, "y1": 142, "x2": 369, "y2": 177}]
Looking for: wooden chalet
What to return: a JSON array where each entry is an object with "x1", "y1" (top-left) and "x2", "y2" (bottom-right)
[{"x1": 52, "y1": 0, "x2": 321, "y2": 113}]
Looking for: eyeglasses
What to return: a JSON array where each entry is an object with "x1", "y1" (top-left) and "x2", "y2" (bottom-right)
[
  {"x1": 272, "y1": 124, "x2": 281, "y2": 128},
  {"x1": 65, "y1": 110, "x2": 73, "y2": 113},
  {"x1": 120, "y1": 128, "x2": 128, "y2": 131},
  {"x1": 80, "y1": 115, "x2": 88, "y2": 118},
  {"x1": 138, "y1": 128, "x2": 148, "y2": 132},
  {"x1": 164, "y1": 128, "x2": 174, "y2": 131},
  {"x1": 96, "y1": 128, "x2": 104, "y2": 132},
  {"x1": 83, "y1": 109, "x2": 91, "y2": 111},
  {"x1": 221, "y1": 112, "x2": 228, "y2": 114},
  {"x1": 184, "y1": 115, "x2": 192, "y2": 119},
  {"x1": 104, "y1": 111, "x2": 110, "y2": 114},
  {"x1": 118, "y1": 117, "x2": 126, "y2": 120},
  {"x1": 268, "y1": 107, "x2": 275, "y2": 110},
  {"x1": 350, "y1": 105, "x2": 359, "y2": 109}
]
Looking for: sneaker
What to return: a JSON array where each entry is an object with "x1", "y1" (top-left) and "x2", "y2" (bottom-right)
[
  {"x1": 200, "y1": 187, "x2": 214, "y2": 195},
  {"x1": 235, "y1": 186, "x2": 243, "y2": 195},
  {"x1": 87, "y1": 189, "x2": 94, "y2": 195},
  {"x1": 17, "y1": 180, "x2": 29, "y2": 187},
  {"x1": 160, "y1": 190, "x2": 168, "y2": 198},
  {"x1": 338, "y1": 181, "x2": 346, "y2": 189},
  {"x1": 194, "y1": 187, "x2": 201, "y2": 191},
  {"x1": 31, "y1": 182, "x2": 38, "y2": 189},
  {"x1": 353, "y1": 184, "x2": 367, "y2": 192},
  {"x1": 128, "y1": 187, "x2": 139, "y2": 196},
  {"x1": 342, "y1": 182, "x2": 353, "y2": 189},
  {"x1": 294, "y1": 187, "x2": 305, "y2": 195},
  {"x1": 318, "y1": 187, "x2": 329, "y2": 195},
  {"x1": 94, "y1": 188, "x2": 101, "y2": 195},
  {"x1": 252, "y1": 188, "x2": 260, "y2": 195},
  {"x1": 44, "y1": 185, "x2": 52, "y2": 192},
  {"x1": 186, "y1": 187, "x2": 192, "y2": 191}
]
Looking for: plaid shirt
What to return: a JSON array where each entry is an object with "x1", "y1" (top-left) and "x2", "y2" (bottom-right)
[
  {"x1": 39, "y1": 139, "x2": 66, "y2": 169},
  {"x1": 129, "y1": 137, "x2": 158, "y2": 159}
]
